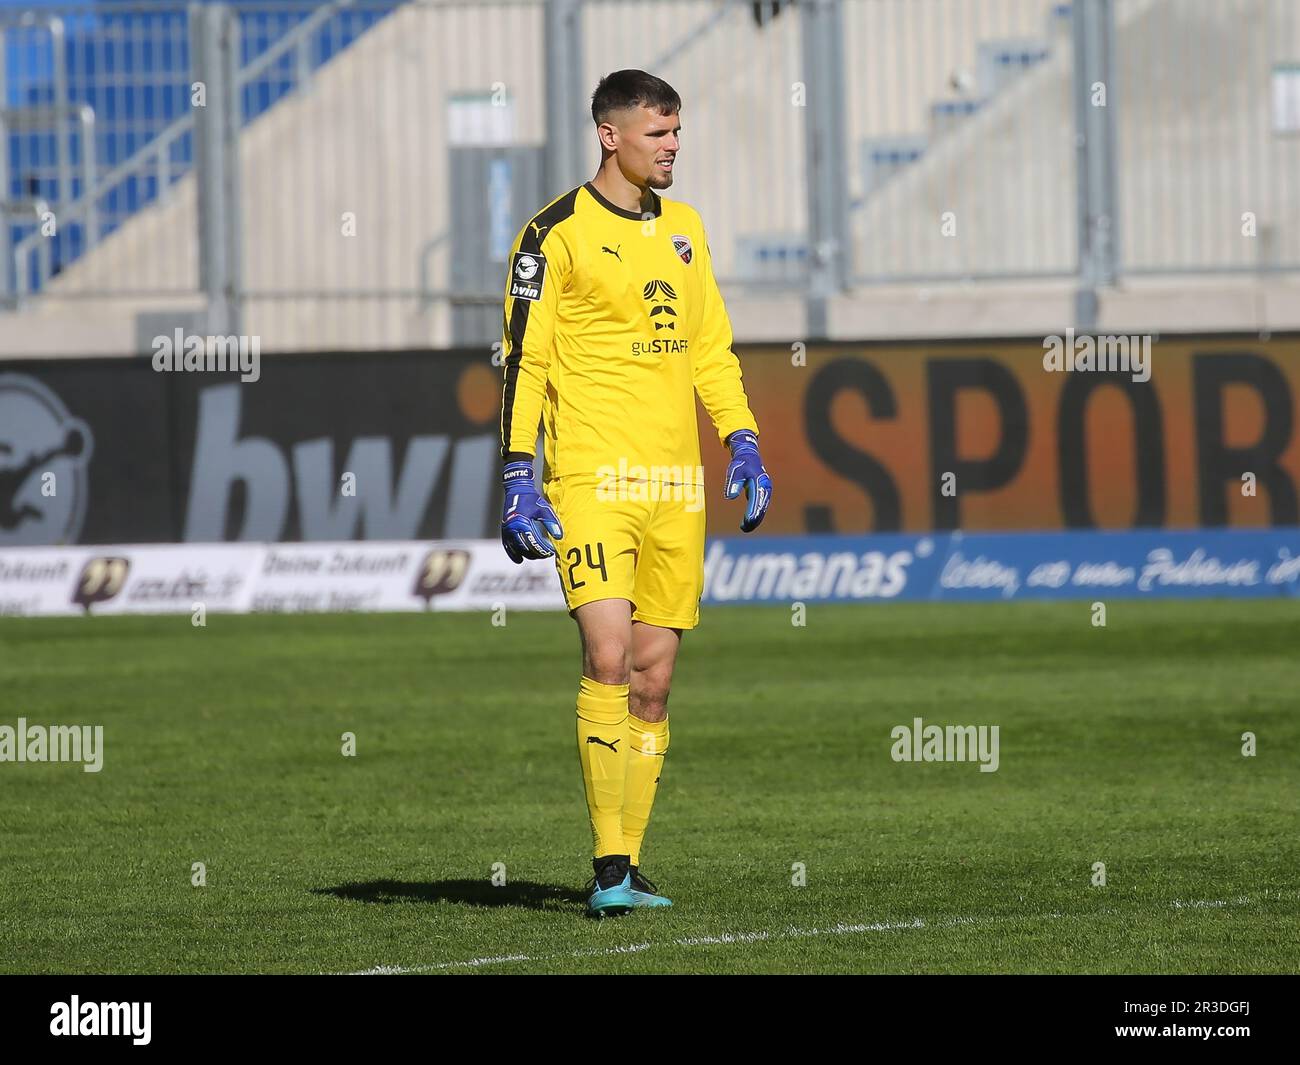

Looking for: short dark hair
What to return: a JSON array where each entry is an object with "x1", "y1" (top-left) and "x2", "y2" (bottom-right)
[{"x1": 591, "y1": 69, "x2": 681, "y2": 125}]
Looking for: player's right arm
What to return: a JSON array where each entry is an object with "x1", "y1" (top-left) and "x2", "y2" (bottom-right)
[
  {"x1": 500, "y1": 222, "x2": 570, "y2": 461},
  {"x1": 498, "y1": 220, "x2": 570, "y2": 561}
]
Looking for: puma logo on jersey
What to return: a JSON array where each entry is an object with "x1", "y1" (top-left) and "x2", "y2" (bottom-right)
[{"x1": 601, "y1": 244, "x2": 622, "y2": 261}]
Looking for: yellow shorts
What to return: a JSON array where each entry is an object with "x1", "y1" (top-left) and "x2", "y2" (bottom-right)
[{"x1": 544, "y1": 475, "x2": 706, "y2": 630}]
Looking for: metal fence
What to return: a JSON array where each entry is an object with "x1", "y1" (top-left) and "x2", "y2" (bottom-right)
[
  {"x1": 845, "y1": 0, "x2": 1079, "y2": 282},
  {"x1": 1118, "y1": 0, "x2": 1300, "y2": 275},
  {"x1": 0, "y1": 0, "x2": 395, "y2": 303},
  {"x1": 1, "y1": 0, "x2": 1298, "y2": 349}
]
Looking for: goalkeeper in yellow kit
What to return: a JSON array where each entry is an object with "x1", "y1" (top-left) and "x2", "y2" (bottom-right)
[{"x1": 498, "y1": 69, "x2": 772, "y2": 916}]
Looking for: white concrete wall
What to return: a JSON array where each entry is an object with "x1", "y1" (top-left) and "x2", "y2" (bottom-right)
[{"x1": 2, "y1": 0, "x2": 1298, "y2": 358}]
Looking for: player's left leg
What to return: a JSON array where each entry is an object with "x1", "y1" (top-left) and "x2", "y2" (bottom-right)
[
  {"x1": 573, "y1": 598, "x2": 639, "y2": 915},
  {"x1": 547, "y1": 476, "x2": 650, "y2": 916},
  {"x1": 623, "y1": 620, "x2": 680, "y2": 907},
  {"x1": 621, "y1": 477, "x2": 706, "y2": 907}
]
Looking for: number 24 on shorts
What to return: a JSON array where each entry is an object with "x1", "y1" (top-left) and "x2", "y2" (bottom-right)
[{"x1": 565, "y1": 542, "x2": 608, "y2": 590}]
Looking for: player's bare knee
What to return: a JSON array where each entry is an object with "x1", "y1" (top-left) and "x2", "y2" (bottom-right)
[
  {"x1": 630, "y1": 669, "x2": 671, "y2": 720},
  {"x1": 584, "y1": 640, "x2": 630, "y2": 686},
  {"x1": 629, "y1": 691, "x2": 669, "y2": 722}
]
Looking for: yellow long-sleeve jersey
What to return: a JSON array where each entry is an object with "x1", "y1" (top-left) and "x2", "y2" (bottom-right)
[{"x1": 499, "y1": 181, "x2": 758, "y2": 482}]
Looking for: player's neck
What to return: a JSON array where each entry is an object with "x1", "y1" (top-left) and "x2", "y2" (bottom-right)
[{"x1": 589, "y1": 166, "x2": 654, "y2": 215}]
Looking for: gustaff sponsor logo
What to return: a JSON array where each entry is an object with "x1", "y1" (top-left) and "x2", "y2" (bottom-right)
[{"x1": 631, "y1": 337, "x2": 689, "y2": 357}]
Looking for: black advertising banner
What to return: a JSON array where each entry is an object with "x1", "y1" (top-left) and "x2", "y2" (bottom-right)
[
  {"x1": 0, "y1": 362, "x2": 171, "y2": 545},
  {"x1": 714, "y1": 336, "x2": 1300, "y2": 534},
  {"x1": 0, "y1": 350, "x2": 503, "y2": 546},
  {"x1": 3, "y1": 338, "x2": 1300, "y2": 546}
]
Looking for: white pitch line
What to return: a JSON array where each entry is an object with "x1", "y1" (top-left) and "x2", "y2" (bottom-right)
[
  {"x1": 341, "y1": 916, "x2": 921, "y2": 975},
  {"x1": 337, "y1": 899, "x2": 1253, "y2": 976},
  {"x1": 1172, "y1": 895, "x2": 1249, "y2": 910}
]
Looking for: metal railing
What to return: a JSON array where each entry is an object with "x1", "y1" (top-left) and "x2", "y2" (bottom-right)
[
  {"x1": 0, "y1": 0, "x2": 388, "y2": 305},
  {"x1": 1, "y1": 0, "x2": 1297, "y2": 348}
]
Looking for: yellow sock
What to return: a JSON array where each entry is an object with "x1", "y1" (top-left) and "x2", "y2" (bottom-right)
[
  {"x1": 623, "y1": 714, "x2": 669, "y2": 867},
  {"x1": 576, "y1": 676, "x2": 629, "y2": 857}
]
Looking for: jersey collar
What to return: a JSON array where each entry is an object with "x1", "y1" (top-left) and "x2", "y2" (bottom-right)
[{"x1": 583, "y1": 180, "x2": 662, "y2": 220}]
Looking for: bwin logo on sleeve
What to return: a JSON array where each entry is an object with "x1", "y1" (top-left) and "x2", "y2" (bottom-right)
[
  {"x1": 510, "y1": 252, "x2": 547, "y2": 301},
  {"x1": 50, "y1": 997, "x2": 151, "y2": 1045}
]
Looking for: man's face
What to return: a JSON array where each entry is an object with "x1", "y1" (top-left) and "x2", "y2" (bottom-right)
[{"x1": 607, "y1": 106, "x2": 680, "y2": 190}]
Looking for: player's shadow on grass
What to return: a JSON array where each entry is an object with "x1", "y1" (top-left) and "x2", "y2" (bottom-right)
[{"x1": 314, "y1": 879, "x2": 586, "y2": 911}]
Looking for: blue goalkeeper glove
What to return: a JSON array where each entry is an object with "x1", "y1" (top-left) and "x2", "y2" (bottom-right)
[
  {"x1": 500, "y1": 460, "x2": 563, "y2": 564},
  {"x1": 724, "y1": 430, "x2": 772, "y2": 533}
]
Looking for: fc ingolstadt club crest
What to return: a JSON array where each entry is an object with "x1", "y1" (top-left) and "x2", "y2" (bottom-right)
[{"x1": 671, "y1": 234, "x2": 693, "y2": 264}]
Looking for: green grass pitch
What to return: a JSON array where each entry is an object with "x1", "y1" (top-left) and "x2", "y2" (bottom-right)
[{"x1": 1, "y1": 600, "x2": 1297, "y2": 974}]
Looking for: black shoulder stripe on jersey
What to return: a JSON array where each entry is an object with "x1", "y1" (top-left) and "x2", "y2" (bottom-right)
[{"x1": 501, "y1": 188, "x2": 581, "y2": 460}]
